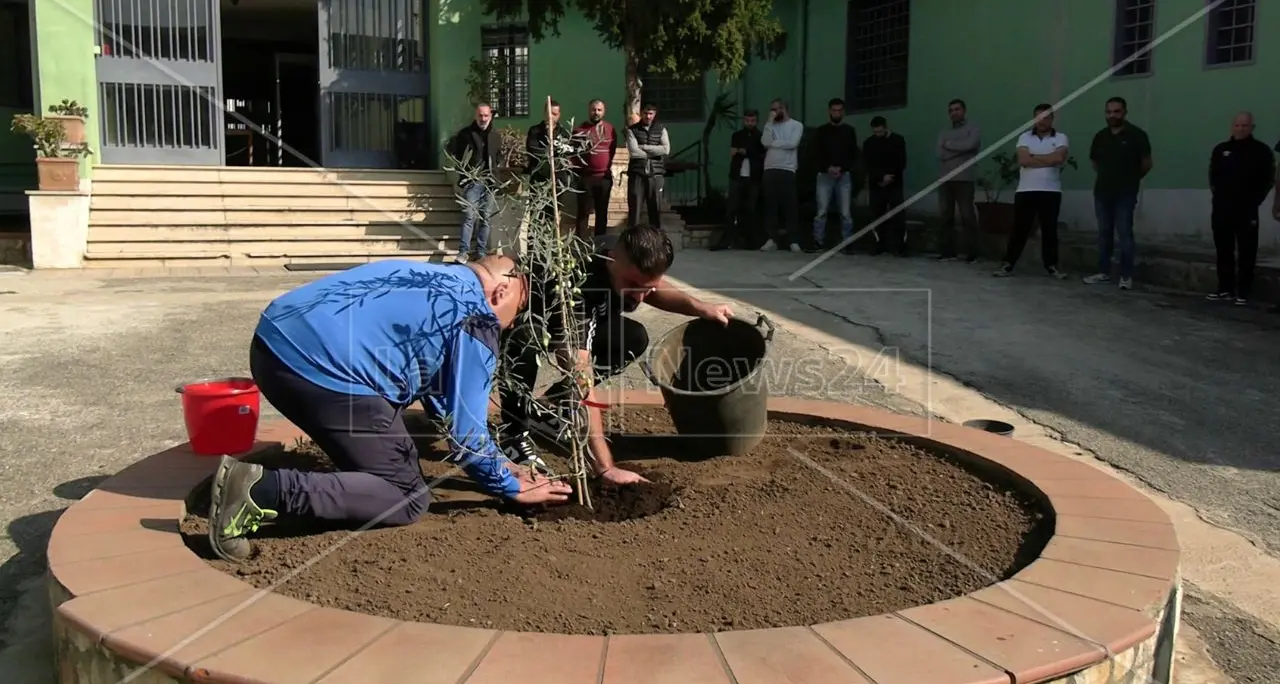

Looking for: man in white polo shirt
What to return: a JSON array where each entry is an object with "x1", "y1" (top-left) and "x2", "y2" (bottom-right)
[{"x1": 994, "y1": 103, "x2": 1070, "y2": 279}]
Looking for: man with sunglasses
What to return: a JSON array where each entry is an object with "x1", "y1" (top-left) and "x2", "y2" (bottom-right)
[
  {"x1": 498, "y1": 224, "x2": 734, "y2": 483},
  {"x1": 205, "y1": 255, "x2": 570, "y2": 563}
]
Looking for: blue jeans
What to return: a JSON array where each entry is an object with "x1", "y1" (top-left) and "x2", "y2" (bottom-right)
[
  {"x1": 459, "y1": 182, "x2": 497, "y2": 256},
  {"x1": 1094, "y1": 193, "x2": 1137, "y2": 278},
  {"x1": 813, "y1": 171, "x2": 853, "y2": 242}
]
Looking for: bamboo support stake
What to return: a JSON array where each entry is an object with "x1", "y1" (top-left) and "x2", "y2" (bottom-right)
[{"x1": 541, "y1": 95, "x2": 591, "y2": 507}]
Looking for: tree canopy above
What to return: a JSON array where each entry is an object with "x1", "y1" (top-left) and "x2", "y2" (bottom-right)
[{"x1": 480, "y1": 0, "x2": 787, "y2": 84}]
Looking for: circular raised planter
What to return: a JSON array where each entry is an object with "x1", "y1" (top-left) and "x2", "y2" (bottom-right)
[{"x1": 48, "y1": 391, "x2": 1181, "y2": 684}]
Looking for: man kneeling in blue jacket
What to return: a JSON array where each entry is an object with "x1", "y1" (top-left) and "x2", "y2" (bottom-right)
[{"x1": 206, "y1": 255, "x2": 572, "y2": 562}]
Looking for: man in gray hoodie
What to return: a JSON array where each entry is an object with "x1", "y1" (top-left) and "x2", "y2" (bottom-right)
[
  {"x1": 760, "y1": 98, "x2": 805, "y2": 253},
  {"x1": 936, "y1": 99, "x2": 982, "y2": 262}
]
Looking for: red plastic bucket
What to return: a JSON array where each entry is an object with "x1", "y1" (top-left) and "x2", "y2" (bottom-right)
[{"x1": 176, "y1": 377, "x2": 261, "y2": 455}]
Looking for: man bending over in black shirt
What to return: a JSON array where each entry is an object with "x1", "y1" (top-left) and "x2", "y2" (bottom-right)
[{"x1": 498, "y1": 224, "x2": 734, "y2": 484}]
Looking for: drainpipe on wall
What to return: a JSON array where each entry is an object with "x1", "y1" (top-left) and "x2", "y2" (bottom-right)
[
  {"x1": 796, "y1": 0, "x2": 810, "y2": 120},
  {"x1": 1050, "y1": 0, "x2": 1065, "y2": 105}
]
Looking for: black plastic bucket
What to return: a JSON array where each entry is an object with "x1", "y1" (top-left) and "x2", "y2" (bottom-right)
[
  {"x1": 963, "y1": 419, "x2": 1015, "y2": 437},
  {"x1": 640, "y1": 314, "x2": 775, "y2": 456}
]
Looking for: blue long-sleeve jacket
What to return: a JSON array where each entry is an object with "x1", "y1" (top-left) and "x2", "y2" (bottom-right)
[{"x1": 254, "y1": 260, "x2": 519, "y2": 498}]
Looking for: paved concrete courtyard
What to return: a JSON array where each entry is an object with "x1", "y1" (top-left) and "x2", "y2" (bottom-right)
[{"x1": 1, "y1": 250, "x2": 1278, "y2": 683}]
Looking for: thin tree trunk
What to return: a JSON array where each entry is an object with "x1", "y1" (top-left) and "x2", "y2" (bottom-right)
[{"x1": 624, "y1": 40, "x2": 642, "y2": 126}]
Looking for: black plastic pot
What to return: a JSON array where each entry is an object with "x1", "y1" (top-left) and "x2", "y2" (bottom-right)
[{"x1": 641, "y1": 314, "x2": 775, "y2": 456}]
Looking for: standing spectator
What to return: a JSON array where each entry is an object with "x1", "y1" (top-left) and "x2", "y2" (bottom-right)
[
  {"x1": 1272, "y1": 138, "x2": 1280, "y2": 313},
  {"x1": 994, "y1": 104, "x2": 1070, "y2": 279},
  {"x1": 1082, "y1": 97, "x2": 1152, "y2": 290},
  {"x1": 447, "y1": 103, "x2": 502, "y2": 263},
  {"x1": 1207, "y1": 111, "x2": 1275, "y2": 306},
  {"x1": 936, "y1": 99, "x2": 981, "y2": 262},
  {"x1": 713, "y1": 108, "x2": 764, "y2": 251},
  {"x1": 572, "y1": 98, "x2": 618, "y2": 239},
  {"x1": 759, "y1": 98, "x2": 804, "y2": 253},
  {"x1": 863, "y1": 116, "x2": 908, "y2": 256},
  {"x1": 524, "y1": 100, "x2": 574, "y2": 227},
  {"x1": 807, "y1": 98, "x2": 858, "y2": 253},
  {"x1": 625, "y1": 104, "x2": 669, "y2": 230}
]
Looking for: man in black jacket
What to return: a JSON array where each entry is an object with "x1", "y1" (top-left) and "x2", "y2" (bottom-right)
[
  {"x1": 809, "y1": 98, "x2": 859, "y2": 253},
  {"x1": 447, "y1": 103, "x2": 502, "y2": 262},
  {"x1": 1207, "y1": 111, "x2": 1276, "y2": 306},
  {"x1": 713, "y1": 109, "x2": 764, "y2": 251},
  {"x1": 524, "y1": 100, "x2": 575, "y2": 229},
  {"x1": 863, "y1": 116, "x2": 908, "y2": 256},
  {"x1": 626, "y1": 104, "x2": 670, "y2": 230}
]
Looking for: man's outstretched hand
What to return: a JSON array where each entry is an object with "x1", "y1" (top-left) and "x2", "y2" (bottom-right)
[
  {"x1": 696, "y1": 302, "x2": 734, "y2": 325},
  {"x1": 599, "y1": 467, "x2": 650, "y2": 485},
  {"x1": 506, "y1": 462, "x2": 573, "y2": 506}
]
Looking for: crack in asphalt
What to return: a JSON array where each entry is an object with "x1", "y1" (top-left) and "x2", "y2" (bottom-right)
[{"x1": 792, "y1": 276, "x2": 893, "y2": 350}]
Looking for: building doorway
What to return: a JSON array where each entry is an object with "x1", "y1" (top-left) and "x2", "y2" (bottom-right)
[{"x1": 219, "y1": 0, "x2": 319, "y2": 167}]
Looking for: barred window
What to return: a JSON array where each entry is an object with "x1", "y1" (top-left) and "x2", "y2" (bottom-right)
[
  {"x1": 846, "y1": 0, "x2": 911, "y2": 112},
  {"x1": 1205, "y1": 0, "x2": 1256, "y2": 67},
  {"x1": 1113, "y1": 0, "x2": 1155, "y2": 76},
  {"x1": 481, "y1": 24, "x2": 530, "y2": 118},
  {"x1": 640, "y1": 70, "x2": 704, "y2": 123}
]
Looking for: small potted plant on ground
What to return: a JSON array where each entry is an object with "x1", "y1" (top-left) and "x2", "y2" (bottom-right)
[
  {"x1": 10, "y1": 113, "x2": 94, "y2": 191},
  {"x1": 975, "y1": 153, "x2": 1020, "y2": 235},
  {"x1": 46, "y1": 99, "x2": 90, "y2": 147},
  {"x1": 975, "y1": 152, "x2": 1077, "y2": 234}
]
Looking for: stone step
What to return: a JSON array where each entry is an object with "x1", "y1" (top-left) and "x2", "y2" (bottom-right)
[
  {"x1": 88, "y1": 224, "x2": 460, "y2": 242},
  {"x1": 92, "y1": 164, "x2": 451, "y2": 186},
  {"x1": 80, "y1": 249, "x2": 463, "y2": 269},
  {"x1": 89, "y1": 208, "x2": 464, "y2": 227}
]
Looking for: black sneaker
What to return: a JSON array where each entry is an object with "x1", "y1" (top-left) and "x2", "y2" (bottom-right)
[
  {"x1": 937, "y1": 254, "x2": 958, "y2": 262},
  {"x1": 992, "y1": 263, "x2": 1014, "y2": 277},
  {"x1": 499, "y1": 430, "x2": 555, "y2": 476},
  {"x1": 1206, "y1": 291, "x2": 1233, "y2": 302},
  {"x1": 207, "y1": 456, "x2": 277, "y2": 563}
]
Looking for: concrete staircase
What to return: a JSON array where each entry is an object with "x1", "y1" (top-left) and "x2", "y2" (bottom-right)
[
  {"x1": 84, "y1": 165, "x2": 478, "y2": 269},
  {"x1": 83, "y1": 151, "x2": 688, "y2": 269}
]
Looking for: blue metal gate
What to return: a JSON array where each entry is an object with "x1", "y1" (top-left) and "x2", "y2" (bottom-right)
[
  {"x1": 318, "y1": 0, "x2": 429, "y2": 168},
  {"x1": 94, "y1": 0, "x2": 224, "y2": 165}
]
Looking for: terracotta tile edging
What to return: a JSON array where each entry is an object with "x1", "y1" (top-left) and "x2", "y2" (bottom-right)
[{"x1": 48, "y1": 391, "x2": 1180, "y2": 684}]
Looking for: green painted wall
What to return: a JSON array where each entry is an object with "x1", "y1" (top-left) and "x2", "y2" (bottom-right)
[
  {"x1": 834, "y1": 0, "x2": 1280, "y2": 196},
  {"x1": 427, "y1": 0, "x2": 822, "y2": 181},
  {"x1": 30, "y1": 0, "x2": 97, "y2": 179},
  {"x1": 431, "y1": 0, "x2": 1279, "y2": 197}
]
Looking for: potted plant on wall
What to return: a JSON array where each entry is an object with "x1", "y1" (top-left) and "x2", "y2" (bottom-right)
[
  {"x1": 975, "y1": 152, "x2": 1077, "y2": 234},
  {"x1": 46, "y1": 99, "x2": 90, "y2": 146},
  {"x1": 10, "y1": 113, "x2": 94, "y2": 191}
]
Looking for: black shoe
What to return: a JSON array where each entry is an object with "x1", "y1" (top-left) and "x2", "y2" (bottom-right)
[
  {"x1": 207, "y1": 456, "x2": 276, "y2": 563},
  {"x1": 499, "y1": 430, "x2": 555, "y2": 475},
  {"x1": 710, "y1": 242, "x2": 730, "y2": 251},
  {"x1": 803, "y1": 244, "x2": 824, "y2": 254},
  {"x1": 936, "y1": 254, "x2": 958, "y2": 262},
  {"x1": 964, "y1": 255, "x2": 978, "y2": 264},
  {"x1": 840, "y1": 244, "x2": 857, "y2": 255}
]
